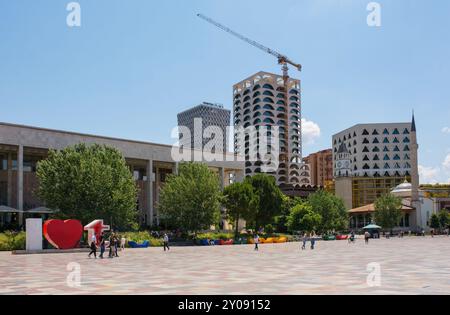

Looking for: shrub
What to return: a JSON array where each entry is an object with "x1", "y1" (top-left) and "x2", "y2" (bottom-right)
[{"x1": 0, "y1": 231, "x2": 26, "y2": 251}]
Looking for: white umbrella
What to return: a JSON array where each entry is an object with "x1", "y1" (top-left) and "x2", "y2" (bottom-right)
[
  {"x1": 0, "y1": 205, "x2": 22, "y2": 213},
  {"x1": 26, "y1": 207, "x2": 56, "y2": 214}
]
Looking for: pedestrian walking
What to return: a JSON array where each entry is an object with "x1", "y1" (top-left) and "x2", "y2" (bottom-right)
[
  {"x1": 254, "y1": 234, "x2": 259, "y2": 251},
  {"x1": 310, "y1": 233, "x2": 316, "y2": 250},
  {"x1": 301, "y1": 233, "x2": 307, "y2": 250},
  {"x1": 88, "y1": 240, "x2": 97, "y2": 259},
  {"x1": 120, "y1": 236, "x2": 126, "y2": 252},
  {"x1": 364, "y1": 231, "x2": 370, "y2": 244},
  {"x1": 108, "y1": 234, "x2": 115, "y2": 258},
  {"x1": 114, "y1": 235, "x2": 119, "y2": 257},
  {"x1": 163, "y1": 233, "x2": 170, "y2": 251},
  {"x1": 99, "y1": 238, "x2": 106, "y2": 259}
]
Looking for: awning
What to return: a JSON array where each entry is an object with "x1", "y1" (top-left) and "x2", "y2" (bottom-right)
[{"x1": 0, "y1": 205, "x2": 23, "y2": 213}]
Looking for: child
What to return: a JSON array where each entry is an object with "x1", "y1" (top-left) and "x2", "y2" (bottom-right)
[{"x1": 88, "y1": 240, "x2": 97, "y2": 259}]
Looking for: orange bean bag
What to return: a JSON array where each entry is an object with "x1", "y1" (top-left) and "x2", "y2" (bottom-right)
[{"x1": 273, "y1": 237, "x2": 287, "y2": 243}]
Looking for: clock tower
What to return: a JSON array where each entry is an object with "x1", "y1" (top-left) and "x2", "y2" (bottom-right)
[{"x1": 334, "y1": 142, "x2": 351, "y2": 178}]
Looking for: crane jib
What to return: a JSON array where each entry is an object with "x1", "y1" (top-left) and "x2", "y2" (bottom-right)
[{"x1": 197, "y1": 13, "x2": 301, "y2": 73}]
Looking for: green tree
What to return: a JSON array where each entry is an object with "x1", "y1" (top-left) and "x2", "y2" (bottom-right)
[
  {"x1": 438, "y1": 211, "x2": 450, "y2": 231},
  {"x1": 36, "y1": 144, "x2": 138, "y2": 230},
  {"x1": 374, "y1": 194, "x2": 403, "y2": 233},
  {"x1": 308, "y1": 190, "x2": 348, "y2": 233},
  {"x1": 158, "y1": 162, "x2": 221, "y2": 234},
  {"x1": 286, "y1": 202, "x2": 322, "y2": 233},
  {"x1": 275, "y1": 195, "x2": 303, "y2": 233},
  {"x1": 430, "y1": 213, "x2": 440, "y2": 231},
  {"x1": 222, "y1": 182, "x2": 255, "y2": 237},
  {"x1": 244, "y1": 174, "x2": 283, "y2": 231}
]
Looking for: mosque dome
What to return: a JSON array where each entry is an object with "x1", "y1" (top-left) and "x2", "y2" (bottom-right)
[{"x1": 391, "y1": 180, "x2": 412, "y2": 198}]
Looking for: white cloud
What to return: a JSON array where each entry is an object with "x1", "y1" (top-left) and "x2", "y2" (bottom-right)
[
  {"x1": 418, "y1": 165, "x2": 440, "y2": 184},
  {"x1": 301, "y1": 118, "x2": 321, "y2": 145},
  {"x1": 443, "y1": 153, "x2": 450, "y2": 171},
  {"x1": 442, "y1": 127, "x2": 450, "y2": 134}
]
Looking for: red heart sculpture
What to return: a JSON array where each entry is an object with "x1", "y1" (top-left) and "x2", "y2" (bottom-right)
[{"x1": 43, "y1": 219, "x2": 83, "y2": 250}]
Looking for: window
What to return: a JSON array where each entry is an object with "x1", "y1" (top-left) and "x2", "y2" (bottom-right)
[
  {"x1": 404, "y1": 145, "x2": 410, "y2": 151},
  {"x1": 393, "y1": 154, "x2": 401, "y2": 160},
  {"x1": 363, "y1": 164, "x2": 370, "y2": 170},
  {"x1": 373, "y1": 154, "x2": 380, "y2": 161},
  {"x1": 373, "y1": 138, "x2": 379, "y2": 144},
  {"x1": 403, "y1": 137, "x2": 410, "y2": 143},
  {"x1": 253, "y1": 84, "x2": 260, "y2": 91},
  {"x1": 383, "y1": 137, "x2": 389, "y2": 143},
  {"x1": 393, "y1": 137, "x2": 400, "y2": 143},
  {"x1": 384, "y1": 163, "x2": 390, "y2": 169},
  {"x1": 363, "y1": 147, "x2": 369, "y2": 153},
  {"x1": 362, "y1": 129, "x2": 369, "y2": 135},
  {"x1": 372, "y1": 129, "x2": 379, "y2": 135},
  {"x1": 263, "y1": 90, "x2": 274, "y2": 96},
  {"x1": 383, "y1": 146, "x2": 389, "y2": 152},
  {"x1": 263, "y1": 97, "x2": 274, "y2": 103},
  {"x1": 363, "y1": 155, "x2": 370, "y2": 161},
  {"x1": 363, "y1": 138, "x2": 369, "y2": 144},
  {"x1": 403, "y1": 128, "x2": 410, "y2": 134},
  {"x1": 383, "y1": 128, "x2": 389, "y2": 135},
  {"x1": 383, "y1": 154, "x2": 390, "y2": 161},
  {"x1": 393, "y1": 146, "x2": 400, "y2": 152},
  {"x1": 393, "y1": 128, "x2": 400, "y2": 135},
  {"x1": 263, "y1": 84, "x2": 274, "y2": 90}
]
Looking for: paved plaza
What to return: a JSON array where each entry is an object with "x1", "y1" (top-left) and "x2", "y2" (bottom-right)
[{"x1": 1, "y1": 237, "x2": 450, "y2": 295}]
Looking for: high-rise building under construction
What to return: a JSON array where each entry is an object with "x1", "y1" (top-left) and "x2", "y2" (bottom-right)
[{"x1": 233, "y1": 71, "x2": 310, "y2": 186}]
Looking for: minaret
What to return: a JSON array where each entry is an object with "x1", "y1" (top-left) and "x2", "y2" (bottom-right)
[{"x1": 410, "y1": 112, "x2": 421, "y2": 228}]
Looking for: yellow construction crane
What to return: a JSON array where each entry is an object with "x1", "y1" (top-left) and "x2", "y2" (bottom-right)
[{"x1": 197, "y1": 13, "x2": 302, "y2": 82}]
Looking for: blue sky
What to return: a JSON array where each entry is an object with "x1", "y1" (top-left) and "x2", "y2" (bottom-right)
[{"x1": 1, "y1": 0, "x2": 449, "y2": 183}]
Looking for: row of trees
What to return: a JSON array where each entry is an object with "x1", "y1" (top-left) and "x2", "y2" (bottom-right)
[
  {"x1": 36, "y1": 144, "x2": 349, "y2": 233},
  {"x1": 38, "y1": 144, "x2": 437, "y2": 234},
  {"x1": 159, "y1": 162, "x2": 349, "y2": 235}
]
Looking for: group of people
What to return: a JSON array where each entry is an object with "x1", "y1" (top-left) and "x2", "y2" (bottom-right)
[
  {"x1": 88, "y1": 232, "x2": 126, "y2": 259},
  {"x1": 301, "y1": 233, "x2": 317, "y2": 250}
]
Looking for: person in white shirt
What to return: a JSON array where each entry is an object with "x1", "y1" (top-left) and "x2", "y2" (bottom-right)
[
  {"x1": 163, "y1": 233, "x2": 170, "y2": 251},
  {"x1": 120, "y1": 237, "x2": 126, "y2": 251}
]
